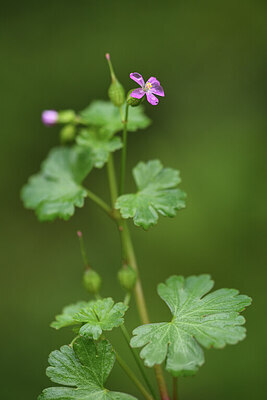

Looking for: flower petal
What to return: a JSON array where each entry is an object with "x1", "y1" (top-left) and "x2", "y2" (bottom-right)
[
  {"x1": 131, "y1": 88, "x2": 145, "y2": 99},
  {"x1": 151, "y1": 84, "x2": 165, "y2": 97},
  {"x1": 147, "y1": 77, "x2": 160, "y2": 86},
  {"x1": 130, "y1": 72, "x2": 145, "y2": 87},
  {"x1": 146, "y1": 92, "x2": 159, "y2": 106}
]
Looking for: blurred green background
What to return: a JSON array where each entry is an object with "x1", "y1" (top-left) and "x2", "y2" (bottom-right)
[{"x1": 1, "y1": 0, "x2": 266, "y2": 399}]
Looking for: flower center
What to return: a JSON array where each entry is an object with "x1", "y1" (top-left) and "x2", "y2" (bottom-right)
[{"x1": 146, "y1": 82, "x2": 152, "y2": 90}]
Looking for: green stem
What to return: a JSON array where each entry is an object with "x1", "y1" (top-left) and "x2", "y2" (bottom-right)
[
  {"x1": 121, "y1": 324, "x2": 157, "y2": 399},
  {"x1": 120, "y1": 104, "x2": 129, "y2": 195},
  {"x1": 124, "y1": 292, "x2": 131, "y2": 306},
  {"x1": 172, "y1": 377, "x2": 178, "y2": 400},
  {"x1": 106, "y1": 125, "x2": 170, "y2": 400},
  {"x1": 118, "y1": 220, "x2": 170, "y2": 400},
  {"x1": 119, "y1": 219, "x2": 150, "y2": 323},
  {"x1": 107, "y1": 154, "x2": 118, "y2": 207},
  {"x1": 86, "y1": 189, "x2": 112, "y2": 215},
  {"x1": 116, "y1": 352, "x2": 154, "y2": 400}
]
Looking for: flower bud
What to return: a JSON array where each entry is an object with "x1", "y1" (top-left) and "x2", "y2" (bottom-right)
[
  {"x1": 83, "y1": 269, "x2": 102, "y2": 294},
  {"x1": 108, "y1": 81, "x2": 125, "y2": 107},
  {"x1": 57, "y1": 110, "x2": 76, "y2": 124},
  {"x1": 42, "y1": 110, "x2": 58, "y2": 126},
  {"x1": 126, "y1": 89, "x2": 145, "y2": 107},
  {"x1": 60, "y1": 124, "x2": 76, "y2": 143},
  {"x1": 118, "y1": 265, "x2": 137, "y2": 291}
]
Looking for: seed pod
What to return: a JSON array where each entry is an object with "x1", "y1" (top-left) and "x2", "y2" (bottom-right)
[
  {"x1": 106, "y1": 53, "x2": 125, "y2": 107},
  {"x1": 126, "y1": 89, "x2": 145, "y2": 107},
  {"x1": 118, "y1": 265, "x2": 137, "y2": 291},
  {"x1": 60, "y1": 124, "x2": 76, "y2": 143},
  {"x1": 108, "y1": 80, "x2": 125, "y2": 107},
  {"x1": 57, "y1": 110, "x2": 76, "y2": 124},
  {"x1": 83, "y1": 269, "x2": 102, "y2": 294}
]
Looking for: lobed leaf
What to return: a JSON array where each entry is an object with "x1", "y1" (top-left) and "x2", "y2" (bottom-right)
[
  {"x1": 74, "y1": 298, "x2": 128, "y2": 340},
  {"x1": 21, "y1": 146, "x2": 93, "y2": 221},
  {"x1": 51, "y1": 301, "x2": 93, "y2": 330},
  {"x1": 51, "y1": 298, "x2": 128, "y2": 340},
  {"x1": 79, "y1": 100, "x2": 151, "y2": 136},
  {"x1": 131, "y1": 275, "x2": 252, "y2": 376},
  {"x1": 115, "y1": 160, "x2": 186, "y2": 229},
  {"x1": 38, "y1": 337, "x2": 136, "y2": 400},
  {"x1": 76, "y1": 128, "x2": 122, "y2": 168}
]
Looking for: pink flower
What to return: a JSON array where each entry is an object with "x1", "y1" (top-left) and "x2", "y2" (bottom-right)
[
  {"x1": 42, "y1": 110, "x2": 58, "y2": 126},
  {"x1": 130, "y1": 72, "x2": 165, "y2": 106}
]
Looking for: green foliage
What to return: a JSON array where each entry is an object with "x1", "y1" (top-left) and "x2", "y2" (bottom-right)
[
  {"x1": 38, "y1": 337, "x2": 136, "y2": 400},
  {"x1": 79, "y1": 101, "x2": 151, "y2": 136},
  {"x1": 77, "y1": 128, "x2": 122, "y2": 168},
  {"x1": 51, "y1": 298, "x2": 127, "y2": 340},
  {"x1": 21, "y1": 146, "x2": 93, "y2": 221},
  {"x1": 115, "y1": 160, "x2": 186, "y2": 229},
  {"x1": 51, "y1": 301, "x2": 92, "y2": 330},
  {"x1": 131, "y1": 275, "x2": 252, "y2": 376},
  {"x1": 74, "y1": 298, "x2": 128, "y2": 340}
]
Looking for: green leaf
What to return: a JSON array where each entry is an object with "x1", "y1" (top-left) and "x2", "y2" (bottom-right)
[
  {"x1": 74, "y1": 298, "x2": 128, "y2": 340},
  {"x1": 38, "y1": 337, "x2": 136, "y2": 400},
  {"x1": 76, "y1": 128, "x2": 122, "y2": 168},
  {"x1": 51, "y1": 298, "x2": 128, "y2": 340},
  {"x1": 79, "y1": 100, "x2": 151, "y2": 136},
  {"x1": 21, "y1": 146, "x2": 93, "y2": 221},
  {"x1": 131, "y1": 275, "x2": 252, "y2": 376},
  {"x1": 115, "y1": 160, "x2": 186, "y2": 229},
  {"x1": 51, "y1": 301, "x2": 93, "y2": 330}
]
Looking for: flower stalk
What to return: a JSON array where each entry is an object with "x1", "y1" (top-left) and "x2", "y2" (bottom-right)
[{"x1": 120, "y1": 103, "x2": 129, "y2": 195}]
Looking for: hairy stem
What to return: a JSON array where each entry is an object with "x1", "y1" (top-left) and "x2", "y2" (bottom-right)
[
  {"x1": 119, "y1": 104, "x2": 129, "y2": 195},
  {"x1": 172, "y1": 377, "x2": 178, "y2": 400},
  {"x1": 121, "y1": 324, "x2": 158, "y2": 399},
  {"x1": 116, "y1": 352, "x2": 154, "y2": 400}
]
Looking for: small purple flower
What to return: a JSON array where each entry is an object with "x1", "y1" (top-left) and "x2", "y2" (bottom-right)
[
  {"x1": 130, "y1": 72, "x2": 165, "y2": 106},
  {"x1": 42, "y1": 110, "x2": 58, "y2": 126}
]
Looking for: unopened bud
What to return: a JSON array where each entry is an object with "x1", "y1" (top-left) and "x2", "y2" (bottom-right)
[
  {"x1": 57, "y1": 110, "x2": 76, "y2": 124},
  {"x1": 60, "y1": 124, "x2": 76, "y2": 143},
  {"x1": 118, "y1": 265, "x2": 137, "y2": 291},
  {"x1": 127, "y1": 89, "x2": 145, "y2": 107},
  {"x1": 83, "y1": 269, "x2": 102, "y2": 294}
]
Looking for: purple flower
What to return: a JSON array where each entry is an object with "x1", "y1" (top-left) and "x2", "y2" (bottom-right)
[
  {"x1": 42, "y1": 110, "x2": 58, "y2": 126},
  {"x1": 130, "y1": 72, "x2": 165, "y2": 106}
]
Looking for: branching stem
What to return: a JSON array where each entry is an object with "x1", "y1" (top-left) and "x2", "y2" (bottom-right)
[
  {"x1": 106, "y1": 120, "x2": 170, "y2": 400},
  {"x1": 116, "y1": 352, "x2": 154, "y2": 400},
  {"x1": 86, "y1": 189, "x2": 112, "y2": 215},
  {"x1": 121, "y1": 324, "x2": 158, "y2": 399}
]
